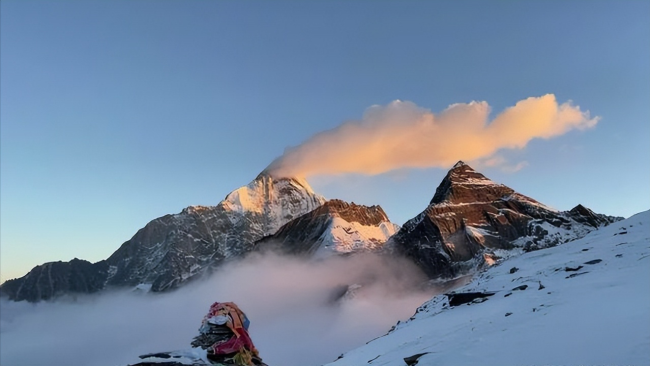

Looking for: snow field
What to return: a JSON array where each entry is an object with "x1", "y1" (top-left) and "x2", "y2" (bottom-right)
[{"x1": 328, "y1": 211, "x2": 650, "y2": 366}]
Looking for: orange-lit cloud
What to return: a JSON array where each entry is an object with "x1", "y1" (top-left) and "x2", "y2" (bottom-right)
[{"x1": 266, "y1": 94, "x2": 598, "y2": 177}]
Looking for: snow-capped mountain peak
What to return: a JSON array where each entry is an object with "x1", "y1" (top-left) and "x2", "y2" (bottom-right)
[
  {"x1": 222, "y1": 173, "x2": 325, "y2": 236},
  {"x1": 430, "y1": 161, "x2": 509, "y2": 205}
]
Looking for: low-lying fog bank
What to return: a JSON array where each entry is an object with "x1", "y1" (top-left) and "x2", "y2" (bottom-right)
[{"x1": 1, "y1": 252, "x2": 444, "y2": 366}]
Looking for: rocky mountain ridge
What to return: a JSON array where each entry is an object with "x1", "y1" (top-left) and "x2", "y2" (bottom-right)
[
  {"x1": 1, "y1": 174, "x2": 401, "y2": 302},
  {"x1": 1, "y1": 174, "x2": 326, "y2": 301},
  {"x1": 255, "y1": 199, "x2": 400, "y2": 257},
  {"x1": 0, "y1": 162, "x2": 621, "y2": 302},
  {"x1": 102, "y1": 174, "x2": 326, "y2": 293}
]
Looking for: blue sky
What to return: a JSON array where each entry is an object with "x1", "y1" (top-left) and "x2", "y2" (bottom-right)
[{"x1": 1, "y1": 0, "x2": 649, "y2": 283}]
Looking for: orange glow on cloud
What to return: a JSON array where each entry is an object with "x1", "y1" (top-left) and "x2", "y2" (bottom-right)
[{"x1": 266, "y1": 94, "x2": 598, "y2": 177}]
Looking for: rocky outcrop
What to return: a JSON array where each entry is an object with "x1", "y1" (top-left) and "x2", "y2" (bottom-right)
[
  {"x1": 389, "y1": 161, "x2": 621, "y2": 279},
  {"x1": 567, "y1": 204, "x2": 620, "y2": 228},
  {"x1": 445, "y1": 292, "x2": 496, "y2": 307},
  {"x1": 255, "y1": 199, "x2": 399, "y2": 257},
  {"x1": 1, "y1": 174, "x2": 325, "y2": 302}
]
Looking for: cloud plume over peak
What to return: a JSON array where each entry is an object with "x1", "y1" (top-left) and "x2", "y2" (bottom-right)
[{"x1": 266, "y1": 94, "x2": 598, "y2": 177}]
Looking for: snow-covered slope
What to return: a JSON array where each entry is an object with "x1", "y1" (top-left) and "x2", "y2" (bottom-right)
[
  {"x1": 326, "y1": 210, "x2": 650, "y2": 366},
  {"x1": 255, "y1": 199, "x2": 399, "y2": 257}
]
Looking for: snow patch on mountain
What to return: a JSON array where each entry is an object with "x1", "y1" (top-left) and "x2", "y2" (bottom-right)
[
  {"x1": 327, "y1": 210, "x2": 650, "y2": 366},
  {"x1": 314, "y1": 217, "x2": 400, "y2": 258}
]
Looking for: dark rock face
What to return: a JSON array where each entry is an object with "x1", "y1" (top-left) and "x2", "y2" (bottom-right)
[
  {"x1": 2, "y1": 175, "x2": 324, "y2": 302},
  {"x1": 255, "y1": 199, "x2": 396, "y2": 256},
  {"x1": 103, "y1": 205, "x2": 257, "y2": 292},
  {"x1": 390, "y1": 161, "x2": 621, "y2": 279},
  {"x1": 0, "y1": 259, "x2": 109, "y2": 302}
]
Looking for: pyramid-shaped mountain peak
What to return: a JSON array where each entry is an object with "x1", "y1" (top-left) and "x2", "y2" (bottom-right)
[
  {"x1": 430, "y1": 161, "x2": 510, "y2": 205},
  {"x1": 449, "y1": 160, "x2": 480, "y2": 174},
  {"x1": 452, "y1": 160, "x2": 469, "y2": 168}
]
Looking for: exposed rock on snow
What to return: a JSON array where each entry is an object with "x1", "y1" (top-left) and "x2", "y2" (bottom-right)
[
  {"x1": 403, "y1": 352, "x2": 429, "y2": 366},
  {"x1": 388, "y1": 161, "x2": 622, "y2": 279},
  {"x1": 445, "y1": 291, "x2": 495, "y2": 307}
]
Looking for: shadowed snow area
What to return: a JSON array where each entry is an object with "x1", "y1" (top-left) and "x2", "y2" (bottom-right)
[
  {"x1": 326, "y1": 210, "x2": 650, "y2": 366},
  {"x1": 0, "y1": 252, "x2": 435, "y2": 366}
]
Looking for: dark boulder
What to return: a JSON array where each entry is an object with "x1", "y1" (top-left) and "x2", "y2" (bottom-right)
[
  {"x1": 446, "y1": 291, "x2": 495, "y2": 306},
  {"x1": 584, "y1": 259, "x2": 602, "y2": 265}
]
